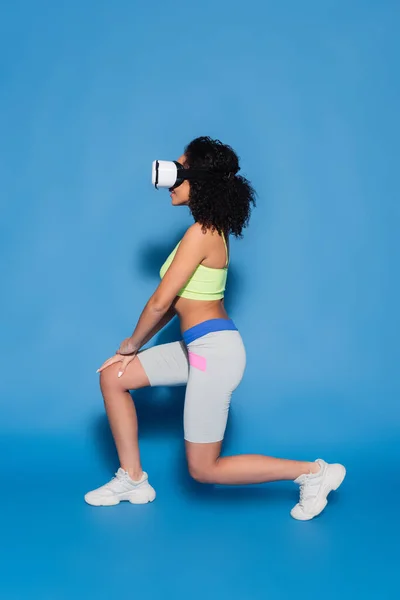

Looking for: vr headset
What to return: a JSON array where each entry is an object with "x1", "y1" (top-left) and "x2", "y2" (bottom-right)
[{"x1": 152, "y1": 160, "x2": 213, "y2": 190}]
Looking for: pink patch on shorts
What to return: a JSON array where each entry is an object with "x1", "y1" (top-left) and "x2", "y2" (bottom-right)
[{"x1": 188, "y1": 351, "x2": 207, "y2": 372}]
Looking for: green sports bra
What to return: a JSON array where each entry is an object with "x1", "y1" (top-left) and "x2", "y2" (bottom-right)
[{"x1": 159, "y1": 233, "x2": 229, "y2": 301}]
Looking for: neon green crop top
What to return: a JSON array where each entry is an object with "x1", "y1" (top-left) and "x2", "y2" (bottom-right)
[{"x1": 160, "y1": 233, "x2": 228, "y2": 301}]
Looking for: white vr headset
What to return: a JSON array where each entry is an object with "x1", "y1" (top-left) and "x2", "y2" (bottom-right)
[{"x1": 152, "y1": 160, "x2": 214, "y2": 190}]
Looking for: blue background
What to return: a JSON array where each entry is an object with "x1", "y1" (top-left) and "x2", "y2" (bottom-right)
[{"x1": 1, "y1": 1, "x2": 399, "y2": 598}]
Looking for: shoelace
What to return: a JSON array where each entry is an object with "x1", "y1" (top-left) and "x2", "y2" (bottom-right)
[
  {"x1": 299, "y1": 482, "x2": 307, "y2": 506},
  {"x1": 299, "y1": 474, "x2": 321, "y2": 506},
  {"x1": 106, "y1": 470, "x2": 130, "y2": 492}
]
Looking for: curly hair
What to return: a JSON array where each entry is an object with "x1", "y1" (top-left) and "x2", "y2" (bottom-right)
[{"x1": 184, "y1": 136, "x2": 256, "y2": 238}]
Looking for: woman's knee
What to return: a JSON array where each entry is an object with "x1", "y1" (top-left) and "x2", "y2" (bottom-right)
[
  {"x1": 187, "y1": 458, "x2": 217, "y2": 484},
  {"x1": 99, "y1": 358, "x2": 150, "y2": 394},
  {"x1": 99, "y1": 363, "x2": 123, "y2": 391},
  {"x1": 186, "y1": 440, "x2": 222, "y2": 483}
]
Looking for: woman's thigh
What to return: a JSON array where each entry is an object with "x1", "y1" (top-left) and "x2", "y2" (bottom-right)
[
  {"x1": 101, "y1": 341, "x2": 189, "y2": 392},
  {"x1": 183, "y1": 330, "x2": 246, "y2": 444},
  {"x1": 183, "y1": 369, "x2": 234, "y2": 444},
  {"x1": 136, "y1": 341, "x2": 189, "y2": 388}
]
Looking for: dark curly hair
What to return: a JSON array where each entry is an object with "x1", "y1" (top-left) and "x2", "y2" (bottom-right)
[{"x1": 184, "y1": 136, "x2": 256, "y2": 238}]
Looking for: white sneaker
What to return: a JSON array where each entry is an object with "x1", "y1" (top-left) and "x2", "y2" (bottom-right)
[
  {"x1": 291, "y1": 459, "x2": 346, "y2": 521},
  {"x1": 84, "y1": 468, "x2": 156, "y2": 507}
]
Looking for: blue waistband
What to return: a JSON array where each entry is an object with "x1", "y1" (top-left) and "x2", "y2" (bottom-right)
[{"x1": 182, "y1": 318, "x2": 238, "y2": 345}]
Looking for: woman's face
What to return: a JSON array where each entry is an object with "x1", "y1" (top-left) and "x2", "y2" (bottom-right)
[{"x1": 170, "y1": 154, "x2": 190, "y2": 206}]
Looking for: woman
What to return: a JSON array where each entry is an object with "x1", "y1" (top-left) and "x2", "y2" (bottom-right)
[{"x1": 85, "y1": 136, "x2": 346, "y2": 521}]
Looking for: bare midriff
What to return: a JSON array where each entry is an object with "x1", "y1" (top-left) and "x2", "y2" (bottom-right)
[{"x1": 173, "y1": 297, "x2": 230, "y2": 334}]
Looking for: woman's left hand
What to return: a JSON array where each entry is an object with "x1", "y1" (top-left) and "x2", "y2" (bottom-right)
[
  {"x1": 96, "y1": 352, "x2": 137, "y2": 378},
  {"x1": 117, "y1": 336, "x2": 139, "y2": 356}
]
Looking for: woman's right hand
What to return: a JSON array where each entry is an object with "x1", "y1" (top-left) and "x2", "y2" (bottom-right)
[{"x1": 96, "y1": 352, "x2": 137, "y2": 378}]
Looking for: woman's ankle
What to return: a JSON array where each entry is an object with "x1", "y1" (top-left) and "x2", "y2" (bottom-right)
[
  {"x1": 121, "y1": 466, "x2": 144, "y2": 482},
  {"x1": 307, "y1": 461, "x2": 320, "y2": 475}
]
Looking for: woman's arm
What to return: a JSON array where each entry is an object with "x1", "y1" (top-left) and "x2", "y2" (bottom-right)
[
  {"x1": 120, "y1": 224, "x2": 207, "y2": 353},
  {"x1": 138, "y1": 304, "x2": 176, "y2": 349}
]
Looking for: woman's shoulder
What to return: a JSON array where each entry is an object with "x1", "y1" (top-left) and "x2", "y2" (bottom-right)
[
  {"x1": 182, "y1": 222, "x2": 208, "y2": 242},
  {"x1": 186, "y1": 222, "x2": 204, "y2": 233},
  {"x1": 184, "y1": 222, "x2": 224, "y2": 240},
  {"x1": 181, "y1": 223, "x2": 227, "y2": 261}
]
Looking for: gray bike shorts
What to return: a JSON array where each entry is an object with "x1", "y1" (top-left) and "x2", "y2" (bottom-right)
[{"x1": 137, "y1": 319, "x2": 246, "y2": 443}]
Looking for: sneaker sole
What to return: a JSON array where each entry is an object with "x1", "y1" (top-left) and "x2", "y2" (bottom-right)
[
  {"x1": 85, "y1": 488, "x2": 156, "y2": 507},
  {"x1": 291, "y1": 463, "x2": 346, "y2": 521}
]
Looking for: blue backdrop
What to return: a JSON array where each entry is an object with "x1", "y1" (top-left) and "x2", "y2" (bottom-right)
[{"x1": 1, "y1": 1, "x2": 399, "y2": 599}]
